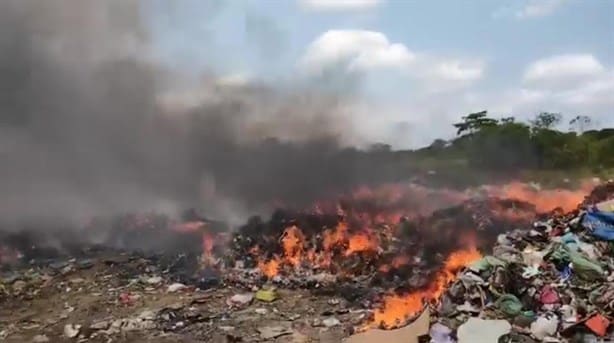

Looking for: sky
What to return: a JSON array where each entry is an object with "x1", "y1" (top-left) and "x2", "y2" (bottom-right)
[{"x1": 147, "y1": 0, "x2": 614, "y2": 148}]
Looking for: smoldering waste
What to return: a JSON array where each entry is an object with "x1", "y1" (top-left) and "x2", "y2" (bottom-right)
[{"x1": 0, "y1": 183, "x2": 613, "y2": 342}]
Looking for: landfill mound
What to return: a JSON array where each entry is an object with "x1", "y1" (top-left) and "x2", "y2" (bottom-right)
[{"x1": 0, "y1": 182, "x2": 612, "y2": 342}]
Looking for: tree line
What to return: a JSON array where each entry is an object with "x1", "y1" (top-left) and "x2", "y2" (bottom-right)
[{"x1": 419, "y1": 111, "x2": 614, "y2": 171}]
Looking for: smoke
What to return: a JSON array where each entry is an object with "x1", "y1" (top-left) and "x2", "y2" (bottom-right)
[{"x1": 0, "y1": 0, "x2": 386, "y2": 226}]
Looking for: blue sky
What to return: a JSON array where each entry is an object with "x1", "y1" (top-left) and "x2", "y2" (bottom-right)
[{"x1": 147, "y1": 0, "x2": 614, "y2": 147}]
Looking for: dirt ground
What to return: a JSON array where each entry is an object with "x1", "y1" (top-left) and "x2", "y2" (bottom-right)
[{"x1": 0, "y1": 257, "x2": 359, "y2": 343}]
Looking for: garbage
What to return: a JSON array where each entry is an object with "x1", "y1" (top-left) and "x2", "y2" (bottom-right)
[
  {"x1": 429, "y1": 323, "x2": 454, "y2": 343},
  {"x1": 344, "y1": 308, "x2": 430, "y2": 343},
  {"x1": 119, "y1": 292, "x2": 138, "y2": 306},
  {"x1": 145, "y1": 276, "x2": 163, "y2": 285},
  {"x1": 496, "y1": 294, "x2": 524, "y2": 317},
  {"x1": 63, "y1": 324, "x2": 81, "y2": 338},
  {"x1": 522, "y1": 265, "x2": 541, "y2": 279},
  {"x1": 31, "y1": 334, "x2": 50, "y2": 343},
  {"x1": 584, "y1": 313, "x2": 611, "y2": 337},
  {"x1": 257, "y1": 326, "x2": 293, "y2": 340},
  {"x1": 539, "y1": 286, "x2": 560, "y2": 305},
  {"x1": 323, "y1": 317, "x2": 341, "y2": 327},
  {"x1": 227, "y1": 293, "x2": 254, "y2": 307},
  {"x1": 167, "y1": 283, "x2": 188, "y2": 293},
  {"x1": 2, "y1": 182, "x2": 614, "y2": 342},
  {"x1": 582, "y1": 209, "x2": 614, "y2": 241},
  {"x1": 529, "y1": 314, "x2": 558, "y2": 340},
  {"x1": 457, "y1": 318, "x2": 511, "y2": 343},
  {"x1": 470, "y1": 256, "x2": 506, "y2": 272},
  {"x1": 255, "y1": 288, "x2": 277, "y2": 302}
]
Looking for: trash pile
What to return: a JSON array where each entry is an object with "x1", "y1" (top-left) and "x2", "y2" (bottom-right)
[
  {"x1": 421, "y1": 188, "x2": 614, "y2": 342},
  {"x1": 0, "y1": 182, "x2": 612, "y2": 342}
]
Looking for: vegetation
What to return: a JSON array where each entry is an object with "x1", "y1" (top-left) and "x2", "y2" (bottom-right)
[
  {"x1": 367, "y1": 111, "x2": 614, "y2": 188},
  {"x1": 442, "y1": 111, "x2": 614, "y2": 171}
]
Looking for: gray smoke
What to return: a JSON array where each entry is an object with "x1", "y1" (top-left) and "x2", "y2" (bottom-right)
[{"x1": 0, "y1": 0, "x2": 383, "y2": 226}]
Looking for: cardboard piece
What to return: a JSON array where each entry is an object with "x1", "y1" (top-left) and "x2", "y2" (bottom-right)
[{"x1": 344, "y1": 308, "x2": 430, "y2": 343}]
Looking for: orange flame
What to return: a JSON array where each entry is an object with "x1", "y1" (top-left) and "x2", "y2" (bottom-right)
[
  {"x1": 345, "y1": 232, "x2": 379, "y2": 256},
  {"x1": 258, "y1": 259, "x2": 280, "y2": 278},
  {"x1": 489, "y1": 181, "x2": 591, "y2": 213},
  {"x1": 371, "y1": 246, "x2": 482, "y2": 328},
  {"x1": 281, "y1": 225, "x2": 305, "y2": 267}
]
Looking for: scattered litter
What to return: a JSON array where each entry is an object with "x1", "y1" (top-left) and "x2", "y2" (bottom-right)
[
  {"x1": 257, "y1": 326, "x2": 293, "y2": 340},
  {"x1": 63, "y1": 324, "x2": 81, "y2": 338},
  {"x1": 457, "y1": 318, "x2": 510, "y2": 343},
  {"x1": 344, "y1": 308, "x2": 430, "y2": 343},
  {"x1": 167, "y1": 283, "x2": 187, "y2": 293},
  {"x1": 31, "y1": 334, "x2": 50, "y2": 343},
  {"x1": 323, "y1": 317, "x2": 341, "y2": 327},
  {"x1": 145, "y1": 276, "x2": 163, "y2": 285},
  {"x1": 227, "y1": 293, "x2": 254, "y2": 307},
  {"x1": 255, "y1": 289, "x2": 277, "y2": 302},
  {"x1": 530, "y1": 314, "x2": 559, "y2": 340}
]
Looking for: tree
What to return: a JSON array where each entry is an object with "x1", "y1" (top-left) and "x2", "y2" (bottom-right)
[
  {"x1": 569, "y1": 115, "x2": 592, "y2": 134},
  {"x1": 428, "y1": 139, "x2": 448, "y2": 150},
  {"x1": 453, "y1": 111, "x2": 498, "y2": 136},
  {"x1": 530, "y1": 112, "x2": 561, "y2": 130}
]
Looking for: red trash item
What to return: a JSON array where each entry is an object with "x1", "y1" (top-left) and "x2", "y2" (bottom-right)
[
  {"x1": 585, "y1": 314, "x2": 611, "y2": 337},
  {"x1": 119, "y1": 292, "x2": 136, "y2": 306},
  {"x1": 539, "y1": 286, "x2": 560, "y2": 305}
]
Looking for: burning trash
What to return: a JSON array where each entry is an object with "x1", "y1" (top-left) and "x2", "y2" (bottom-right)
[{"x1": 0, "y1": 182, "x2": 612, "y2": 342}]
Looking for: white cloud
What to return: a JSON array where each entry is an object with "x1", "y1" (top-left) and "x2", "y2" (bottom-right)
[
  {"x1": 299, "y1": 0, "x2": 383, "y2": 11},
  {"x1": 486, "y1": 55, "x2": 614, "y2": 125},
  {"x1": 301, "y1": 30, "x2": 484, "y2": 91},
  {"x1": 523, "y1": 54, "x2": 604, "y2": 86},
  {"x1": 433, "y1": 61, "x2": 483, "y2": 82},
  {"x1": 516, "y1": 0, "x2": 566, "y2": 19},
  {"x1": 301, "y1": 30, "x2": 415, "y2": 72}
]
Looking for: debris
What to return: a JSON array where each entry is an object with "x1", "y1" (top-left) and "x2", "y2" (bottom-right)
[
  {"x1": 457, "y1": 318, "x2": 511, "y2": 343},
  {"x1": 2, "y1": 182, "x2": 614, "y2": 341},
  {"x1": 255, "y1": 289, "x2": 277, "y2": 302},
  {"x1": 167, "y1": 283, "x2": 188, "y2": 293},
  {"x1": 12, "y1": 280, "x2": 26, "y2": 294},
  {"x1": 539, "y1": 286, "x2": 560, "y2": 305},
  {"x1": 145, "y1": 276, "x2": 163, "y2": 285},
  {"x1": 496, "y1": 294, "x2": 523, "y2": 317},
  {"x1": 582, "y1": 209, "x2": 614, "y2": 241},
  {"x1": 530, "y1": 314, "x2": 559, "y2": 340},
  {"x1": 31, "y1": 334, "x2": 50, "y2": 343},
  {"x1": 585, "y1": 313, "x2": 611, "y2": 337},
  {"x1": 119, "y1": 292, "x2": 138, "y2": 306},
  {"x1": 323, "y1": 317, "x2": 341, "y2": 327},
  {"x1": 90, "y1": 319, "x2": 111, "y2": 330},
  {"x1": 470, "y1": 255, "x2": 506, "y2": 272},
  {"x1": 257, "y1": 326, "x2": 293, "y2": 340},
  {"x1": 63, "y1": 324, "x2": 81, "y2": 338},
  {"x1": 429, "y1": 323, "x2": 454, "y2": 343},
  {"x1": 227, "y1": 293, "x2": 254, "y2": 307},
  {"x1": 344, "y1": 308, "x2": 430, "y2": 343}
]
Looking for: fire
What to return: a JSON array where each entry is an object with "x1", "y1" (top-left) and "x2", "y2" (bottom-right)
[
  {"x1": 201, "y1": 233, "x2": 215, "y2": 265},
  {"x1": 323, "y1": 221, "x2": 348, "y2": 250},
  {"x1": 258, "y1": 259, "x2": 280, "y2": 278},
  {"x1": 281, "y1": 225, "x2": 305, "y2": 267},
  {"x1": 489, "y1": 181, "x2": 591, "y2": 213},
  {"x1": 345, "y1": 232, "x2": 379, "y2": 256},
  {"x1": 371, "y1": 246, "x2": 482, "y2": 328}
]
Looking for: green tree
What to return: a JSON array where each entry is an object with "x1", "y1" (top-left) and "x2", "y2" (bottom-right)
[
  {"x1": 569, "y1": 115, "x2": 592, "y2": 134},
  {"x1": 453, "y1": 111, "x2": 498, "y2": 136},
  {"x1": 530, "y1": 112, "x2": 562, "y2": 130}
]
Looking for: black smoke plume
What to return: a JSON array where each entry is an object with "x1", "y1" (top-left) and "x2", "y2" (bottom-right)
[{"x1": 0, "y1": 0, "x2": 400, "y2": 227}]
